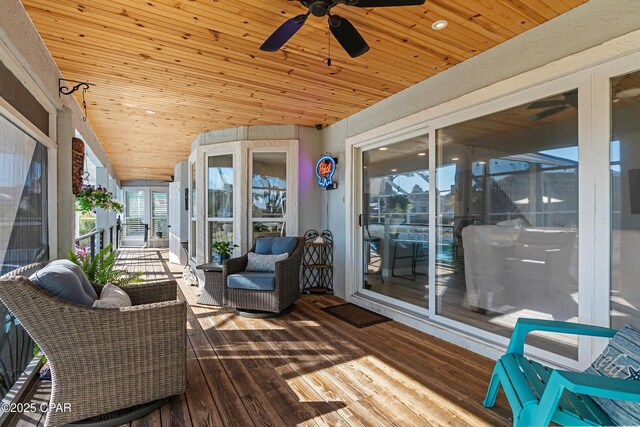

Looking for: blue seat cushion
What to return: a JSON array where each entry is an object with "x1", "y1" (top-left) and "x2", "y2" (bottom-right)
[
  {"x1": 227, "y1": 272, "x2": 275, "y2": 291},
  {"x1": 255, "y1": 236, "x2": 298, "y2": 256},
  {"x1": 585, "y1": 324, "x2": 640, "y2": 426},
  {"x1": 29, "y1": 264, "x2": 96, "y2": 306}
]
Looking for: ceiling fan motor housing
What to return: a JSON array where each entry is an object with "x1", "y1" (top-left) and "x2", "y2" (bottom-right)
[{"x1": 308, "y1": 0, "x2": 331, "y2": 16}]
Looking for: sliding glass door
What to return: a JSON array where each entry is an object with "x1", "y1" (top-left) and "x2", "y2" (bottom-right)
[
  {"x1": 360, "y1": 135, "x2": 429, "y2": 308},
  {"x1": 610, "y1": 69, "x2": 640, "y2": 330},
  {"x1": 435, "y1": 89, "x2": 580, "y2": 359},
  {"x1": 355, "y1": 88, "x2": 583, "y2": 361}
]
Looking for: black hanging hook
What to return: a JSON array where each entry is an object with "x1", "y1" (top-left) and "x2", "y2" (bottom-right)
[{"x1": 59, "y1": 78, "x2": 95, "y2": 121}]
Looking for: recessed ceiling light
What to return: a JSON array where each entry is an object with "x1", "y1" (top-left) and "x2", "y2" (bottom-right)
[
  {"x1": 145, "y1": 109, "x2": 156, "y2": 115},
  {"x1": 616, "y1": 88, "x2": 640, "y2": 99},
  {"x1": 451, "y1": 157, "x2": 459, "y2": 161},
  {"x1": 379, "y1": 147, "x2": 388, "y2": 151},
  {"x1": 418, "y1": 152, "x2": 427, "y2": 156},
  {"x1": 432, "y1": 20, "x2": 448, "y2": 30},
  {"x1": 477, "y1": 161, "x2": 486, "y2": 165},
  {"x1": 391, "y1": 168, "x2": 398, "y2": 172}
]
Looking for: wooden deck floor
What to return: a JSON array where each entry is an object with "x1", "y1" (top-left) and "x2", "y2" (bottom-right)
[{"x1": 10, "y1": 249, "x2": 512, "y2": 427}]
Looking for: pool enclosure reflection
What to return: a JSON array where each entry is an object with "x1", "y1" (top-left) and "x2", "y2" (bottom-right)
[
  {"x1": 436, "y1": 89, "x2": 580, "y2": 359},
  {"x1": 359, "y1": 89, "x2": 580, "y2": 359},
  {"x1": 362, "y1": 136, "x2": 430, "y2": 308}
]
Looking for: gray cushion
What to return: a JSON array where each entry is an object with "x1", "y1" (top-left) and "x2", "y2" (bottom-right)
[
  {"x1": 48, "y1": 259, "x2": 98, "y2": 300},
  {"x1": 272, "y1": 237, "x2": 298, "y2": 256},
  {"x1": 29, "y1": 264, "x2": 96, "y2": 306},
  {"x1": 585, "y1": 324, "x2": 640, "y2": 426},
  {"x1": 227, "y1": 272, "x2": 275, "y2": 291},
  {"x1": 93, "y1": 284, "x2": 131, "y2": 309},
  {"x1": 246, "y1": 252, "x2": 288, "y2": 272}
]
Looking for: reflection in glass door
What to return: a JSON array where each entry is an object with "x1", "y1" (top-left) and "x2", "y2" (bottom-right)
[
  {"x1": 124, "y1": 190, "x2": 146, "y2": 245},
  {"x1": 610, "y1": 69, "x2": 640, "y2": 330},
  {"x1": 151, "y1": 191, "x2": 168, "y2": 238},
  {"x1": 360, "y1": 136, "x2": 429, "y2": 308},
  {"x1": 251, "y1": 152, "x2": 287, "y2": 246},
  {"x1": 435, "y1": 89, "x2": 580, "y2": 359}
]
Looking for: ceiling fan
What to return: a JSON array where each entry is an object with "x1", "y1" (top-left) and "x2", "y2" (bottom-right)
[
  {"x1": 260, "y1": 0, "x2": 426, "y2": 59},
  {"x1": 527, "y1": 89, "x2": 578, "y2": 121}
]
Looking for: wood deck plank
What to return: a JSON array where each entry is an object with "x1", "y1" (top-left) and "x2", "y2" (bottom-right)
[{"x1": 14, "y1": 249, "x2": 511, "y2": 427}]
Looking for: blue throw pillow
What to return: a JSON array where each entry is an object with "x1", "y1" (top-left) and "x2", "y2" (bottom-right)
[
  {"x1": 29, "y1": 264, "x2": 96, "y2": 306},
  {"x1": 272, "y1": 237, "x2": 298, "y2": 256},
  {"x1": 585, "y1": 324, "x2": 640, "y2": 426},
  {"x1": 48, "y1": 259, "x2": 98, "y2": 300},
  {"x1": 255, "y1": 237, "x2": 276, "y2": 255}
]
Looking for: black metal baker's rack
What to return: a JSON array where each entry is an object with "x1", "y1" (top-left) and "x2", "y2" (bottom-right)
[{"x1": 301, "y1": 229, "x2": 333, "y2": 294}]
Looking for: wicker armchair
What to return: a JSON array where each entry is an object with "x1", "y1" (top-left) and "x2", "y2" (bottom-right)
[
  {"x1": 224, "y1": 236, "x2": 304, "y2": 316},
  {"x1": 0, "y1": 263, "x2": 187, "y2": 426}
]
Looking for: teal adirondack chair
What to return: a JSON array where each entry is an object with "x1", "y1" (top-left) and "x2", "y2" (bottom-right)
[{"x1": 483, "y1": 318, "x2": 640, "y2": 426}]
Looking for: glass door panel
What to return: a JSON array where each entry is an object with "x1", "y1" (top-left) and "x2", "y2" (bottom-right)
[
  {"x1": 124, "y1": 190, "x2": 146, "y2": 242},
  {"x1": 151, "y1": 191, "x2": 168, "y2": 237},
  {"x1": 435, "y1": 89, "x2": 580, "y2": 359},
  {"x1": 207, "y1": 154, "x2": 234, "y2": 262},
  {"x1": 610, "y1": 70, "x2": 640, "y2": 330},
  {"x1": 251, "y1": 152, "x2": 287, "y2": 246},
  {"x1": 361, "y1": 136, "x2": 429, "y2": 308}
]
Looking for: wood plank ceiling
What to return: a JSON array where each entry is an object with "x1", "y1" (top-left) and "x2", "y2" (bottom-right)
[{"x1": 22, "y1": 0, "x2": 587, "y2": 180}]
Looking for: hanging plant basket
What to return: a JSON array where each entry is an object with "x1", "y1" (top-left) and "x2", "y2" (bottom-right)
[{"x1": 76, "y1": 184, "x2": 124, "y2": 214}]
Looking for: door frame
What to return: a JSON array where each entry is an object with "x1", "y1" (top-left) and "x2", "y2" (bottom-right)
[{"x1": 342, "y1": 51, "x2": 640, "y2": 369}]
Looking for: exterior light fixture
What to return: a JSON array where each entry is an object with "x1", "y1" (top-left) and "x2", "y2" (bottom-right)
[
  {"x1": 418, "y1": 152, "x2": 427, "y2": 156},
  {"x1": 452, "y1": 157, "x2": 459, "y2": 161},
  {"x1": 379, "y1": 147, "x2": 388, "y2": 151},
  {"x1": 145, "y1": 110, "x2": 156, "y2": 115}
]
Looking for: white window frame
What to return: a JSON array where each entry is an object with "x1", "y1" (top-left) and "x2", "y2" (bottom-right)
[
  {"x1": 188, "y1": 156, "x2": 197, "y2": 262},
  {"x1": 205, "y1": 150, "x2": 237, "y2": 263},
  {"x1": 248, "y1": 143, "x2": 298, "y2": 247},
  {"x1": 346, "y1": 44, "x2": 640, "y2": 371},
  {"x1": 0, "y1": 37, "x2": 57, "y2": 420},
  {"x1": 0, "y1": 38, "x2": 58, "y2": 259}
]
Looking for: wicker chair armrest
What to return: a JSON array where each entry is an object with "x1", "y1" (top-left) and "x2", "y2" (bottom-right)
[
  {"x1": 224, "y1": 254, "x2": 248, "y2": 277},
  {"x1": 275, "y1": 237, "x2": 304, "y2": 299}
]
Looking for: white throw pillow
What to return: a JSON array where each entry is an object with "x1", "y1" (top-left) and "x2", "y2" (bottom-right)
[
  {"x1": 246, "y1": 252, "x2": 288, "y2": 272},
  {"x1": 92, "y1": 284, "x2": 132, "y2": 309}
]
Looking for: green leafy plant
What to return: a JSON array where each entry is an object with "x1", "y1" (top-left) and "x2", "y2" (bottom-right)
[
  {"x1": 76, "y1": 184, "x2": 124, "y2": 214},
  {"x1": 69, "y1": 244, "x2": 143, "y2": 286},
  {"x1": 210, "y1": 241, "x2": 238, "y2": 258}
]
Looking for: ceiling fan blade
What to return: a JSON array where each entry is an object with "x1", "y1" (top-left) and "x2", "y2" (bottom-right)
[
  {"x1": 350, "y1": 0, "x2": 426, "y2": 7},
  {"x1": 528, "y1": 106, "x2": 567, "y2": 122},
  {"x1": 260, "y1": 14, "x2": 308, "y2": 52},
  {"x1": 527, "y1": 99, "x2": 567, "y2": 110},
  {"x1": 329, "y1": 15, "x2": 370, "y2": 58}
]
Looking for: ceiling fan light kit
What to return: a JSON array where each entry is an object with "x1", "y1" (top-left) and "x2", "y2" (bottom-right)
[{"x1": 260, "y1": 0, "x2": 426, "y2": 59}]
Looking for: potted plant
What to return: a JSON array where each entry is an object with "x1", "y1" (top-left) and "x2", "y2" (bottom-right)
[
  {"x1": 211, "y1": 241, "x2": 238, "y2": 265},
  {"x1": 156, "y1": 231, "x2": 163, "y2": 238},
  {"x1": 69, "y1": 244, "x2": 143, "y2": 286},
  {"x1": 76, "y1": 184, "x2": 124, "y2": 214}
]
